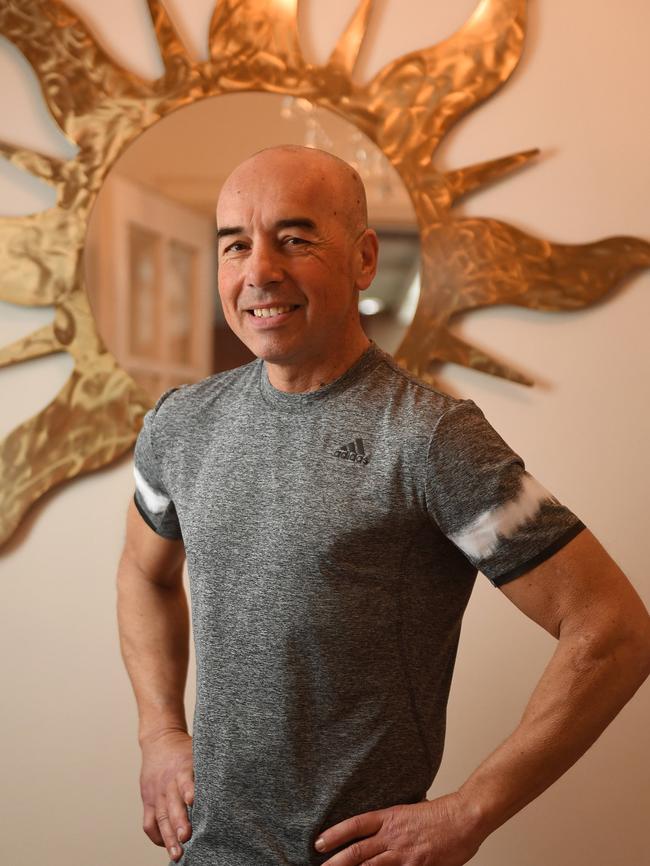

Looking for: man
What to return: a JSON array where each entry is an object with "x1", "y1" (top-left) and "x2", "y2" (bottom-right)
[{"x1": 116, "y1": 145, "x2": 650, "y2": 866}]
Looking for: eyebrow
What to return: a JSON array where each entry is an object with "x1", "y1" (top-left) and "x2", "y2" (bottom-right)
[{"x1": 216, "y1": 217, "x2": 317, "y2": 240}]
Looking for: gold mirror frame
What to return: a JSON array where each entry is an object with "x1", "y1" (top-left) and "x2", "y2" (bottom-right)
[{"x1": 1, "y1": 0, "x2": 648, "y2": 545}]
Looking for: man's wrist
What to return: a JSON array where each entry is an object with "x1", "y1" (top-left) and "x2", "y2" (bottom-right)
[
  {"x1": 138, "y1": 711, "x2": 189, "y2": 748},
  {"x1": 448, "y1": 783, "x2": 497, "y2": 848}
]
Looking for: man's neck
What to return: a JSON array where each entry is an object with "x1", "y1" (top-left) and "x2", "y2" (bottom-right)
[{"x1": 264, "y1": 336, "x2": 372, "y2": 394}]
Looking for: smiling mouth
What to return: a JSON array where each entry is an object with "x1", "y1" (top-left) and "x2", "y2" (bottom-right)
[{"x1": 247, "y1": 305, "x2": 300, "y2": 318}]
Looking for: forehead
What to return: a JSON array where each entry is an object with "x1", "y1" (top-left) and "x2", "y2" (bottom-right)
[{"x1": 216, "y1": 156, "x2": 344, "y2": 229}]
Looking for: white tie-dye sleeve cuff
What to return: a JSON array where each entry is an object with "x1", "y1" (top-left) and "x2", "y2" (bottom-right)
[
  {"x1": 426, "y1": 399, "x2": 585, "y2": 585},
  {"x1": 132, "y1": 391, "x2": 183, "y2": 540}
]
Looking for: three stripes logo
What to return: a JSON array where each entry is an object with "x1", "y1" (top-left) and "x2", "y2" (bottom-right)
[{"x1": 335, "y1": 437, "x2": 370, "y2": 465}]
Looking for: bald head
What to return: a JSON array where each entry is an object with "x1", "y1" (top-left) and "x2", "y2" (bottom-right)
[
  {"x1": 215, "y1": 144, "x2": 379, "y2": 385},
  {"x1": 217, "y1": 145, "x2": 368, "y2": 237}
]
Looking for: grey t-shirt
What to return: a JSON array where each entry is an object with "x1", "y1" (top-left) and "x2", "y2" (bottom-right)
[{"x1": 132, "y1": 342, "x2": 585, "y2": 866}]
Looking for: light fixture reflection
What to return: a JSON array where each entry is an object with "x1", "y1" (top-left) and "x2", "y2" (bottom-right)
[{"x1": 359, "y1": 297, "x2": 385, "y2": 316}]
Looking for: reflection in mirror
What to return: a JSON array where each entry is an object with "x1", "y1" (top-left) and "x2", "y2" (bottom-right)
[{"x1": 84, "y1": 93, "x2": 420, "y2": 401}]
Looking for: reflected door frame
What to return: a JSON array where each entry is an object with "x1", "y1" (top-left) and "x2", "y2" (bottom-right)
[{"x1": 89, "y1": 173, "x2": 216, "y2": 397}]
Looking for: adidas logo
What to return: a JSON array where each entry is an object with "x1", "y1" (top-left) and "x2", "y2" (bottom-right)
[{"x1": 335, "y1": 437, "x2": 370, "y2": 465}]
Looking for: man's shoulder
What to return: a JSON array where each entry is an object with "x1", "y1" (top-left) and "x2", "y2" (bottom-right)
[
  {"x1": 366, "y1": 345, "x2": 465, "y2": 429},
  {"x1": 150, "y1": 358, "x2": 262, "y2": 425}
]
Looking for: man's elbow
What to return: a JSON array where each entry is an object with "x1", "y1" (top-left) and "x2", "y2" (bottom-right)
[
  {"x1": 615, "y1": 590, "x2": 650, "y2": 673},
  {"x1": 558, "y1": 582, "x2": 650, "y2": 688},
  {"x1": 575, "y1": 607, "x2": 650, "y2": 690}
]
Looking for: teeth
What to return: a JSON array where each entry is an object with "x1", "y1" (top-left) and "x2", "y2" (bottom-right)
[{"x1": 253, "y1": 306, "x2": 293, "y2": 318}]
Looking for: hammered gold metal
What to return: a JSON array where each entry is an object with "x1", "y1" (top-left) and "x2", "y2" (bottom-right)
[{"x1": 0, "y1": 0, "x2": 648, "y2": 544}]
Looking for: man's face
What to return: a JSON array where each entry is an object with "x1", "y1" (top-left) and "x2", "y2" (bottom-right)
[{"x1": 216, "y1": 152, "x2": 377, "y2": 370}]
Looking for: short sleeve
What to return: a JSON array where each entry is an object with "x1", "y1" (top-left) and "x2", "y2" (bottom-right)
[
  {"x1": 132, "y1": 387, "x2": 183, "y2": 540},
  {"x1": 425, "y1": 399, "x2": 586, "y2": 586}
]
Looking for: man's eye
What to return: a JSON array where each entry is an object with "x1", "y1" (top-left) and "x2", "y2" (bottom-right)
[
  {"x1": 282, "y1": 236, "x2": 309, "y2": 246},
  {"x1": 223, "y1": 241, "x2": 247, "y2": 253}
]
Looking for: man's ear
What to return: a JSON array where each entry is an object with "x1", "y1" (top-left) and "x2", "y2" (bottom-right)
[{"x1": 355, "y1": 229, "x2": 379, "y2": 292}]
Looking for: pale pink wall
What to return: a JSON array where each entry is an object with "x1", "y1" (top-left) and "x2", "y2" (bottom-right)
[{"x1": 0, "y1": 2, "x2": 648, "y2": 865}]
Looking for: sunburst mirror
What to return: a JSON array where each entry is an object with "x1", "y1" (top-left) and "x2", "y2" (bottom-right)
[{"x1": 1, "y1": 0, "x2": 648, "y2": 545}]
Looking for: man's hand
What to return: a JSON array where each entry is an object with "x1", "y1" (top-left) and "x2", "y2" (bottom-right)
[
  {"x1": 314, "y1": 794, "x2": 483, "y2": 866},
  {"x1": 140, "y1": 729, "x2": 195, "y2": 862}
]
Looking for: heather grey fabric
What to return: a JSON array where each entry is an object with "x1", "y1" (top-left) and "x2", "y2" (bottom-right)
[{"x1": 132, "y1": 342, "x2": 585, "y2": 866}]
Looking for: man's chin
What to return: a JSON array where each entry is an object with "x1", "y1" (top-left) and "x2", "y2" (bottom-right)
[{"x1": 235, "y1": 332, "x2": 303, "y2": 366}]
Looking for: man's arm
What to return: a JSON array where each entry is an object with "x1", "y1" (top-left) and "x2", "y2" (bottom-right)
[
  {"x1": 314, "y1": 528, "x2": 650, "y2": 865},
  {"x1": 456, "y1": 526, "x2": 650, "y2": 840},
  {"x1": 116, "y1": 498, "x2": 194, "y2": 862}
]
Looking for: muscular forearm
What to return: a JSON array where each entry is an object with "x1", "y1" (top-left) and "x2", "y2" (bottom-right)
[
  {"x1": 116, "y1": 553, "x2": 190, "y2": 746},
  {"x1": 456, "y1": 618, "x2": 650, "y2": 843}
]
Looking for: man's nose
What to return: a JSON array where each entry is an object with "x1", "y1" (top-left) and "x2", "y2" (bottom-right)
[{"x1": 246, "y1": 243, "x2": 284, "y2": 287}]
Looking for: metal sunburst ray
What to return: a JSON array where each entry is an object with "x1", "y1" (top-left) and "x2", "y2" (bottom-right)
[
  {"x1": 397, "y1": 218, "x2": 650, "y2": 383},
  {"x1": 0, "y1": 141, "x2": 67, "y2": 186},
  {"x1": 360, "y1": 0, "x2": 526, "y2": 166},
  {"x1": 445, "y1": 149, "x2": 541, "y2": 204},
  {"x1": 0, "y1": 321, "x2": 61, "y2": 367},
  {"x1": 0, "y1": 362, "x2": 148, "y2": 542},
  {"x1": 0, "y1": 0, "x2": 152, "y2": 138},
  {"x1": 0, "y1": 209, "x2": 82, "y2": 306},
  {"x1": 208, "y1": 0, "x2": 305, "y2": 84},
  {"x1": 146, "y1": 0, "x2": 193, "y2": 77},
  {"x1": 327, "y1": 0, "x2": 374, "y2": 77}
]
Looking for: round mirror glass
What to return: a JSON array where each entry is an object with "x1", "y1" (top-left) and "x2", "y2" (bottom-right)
[{"x1": 84, "y1": 93, "x2": 420, "y2": 401}]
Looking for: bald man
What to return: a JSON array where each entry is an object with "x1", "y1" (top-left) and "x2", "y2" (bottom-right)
[{"x1": 117, "y1": 145, "x2": 650, "y2": 866}]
